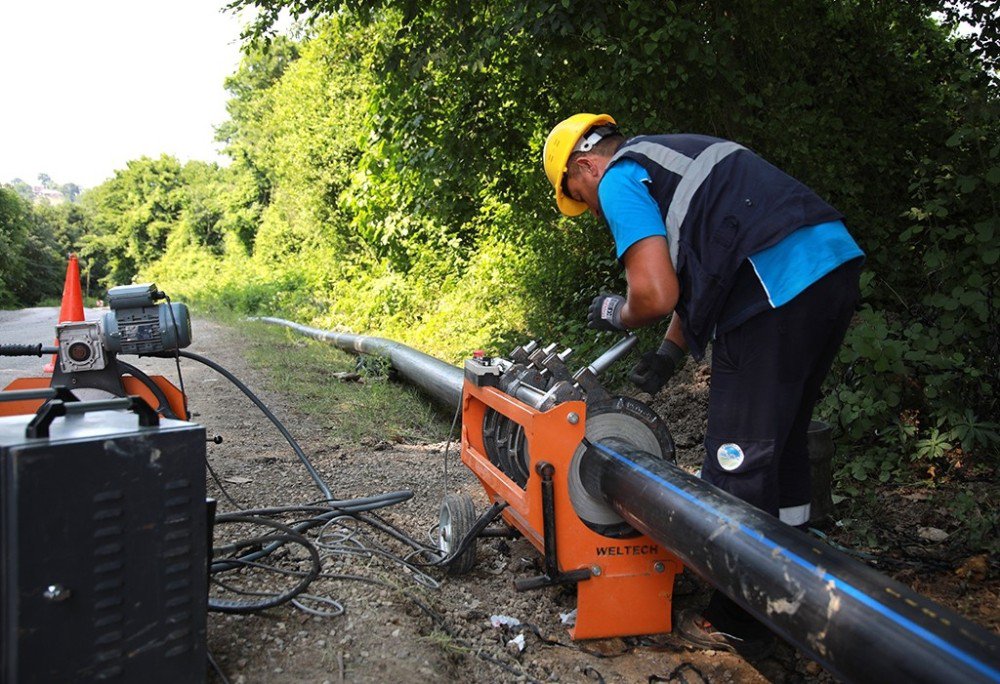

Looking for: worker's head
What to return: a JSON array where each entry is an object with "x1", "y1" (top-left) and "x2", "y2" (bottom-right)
[{"x1": 543, "y1": 113, "x2": 623, "y2": 218}]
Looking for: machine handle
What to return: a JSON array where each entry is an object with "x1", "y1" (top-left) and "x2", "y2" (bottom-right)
[
  {"x1": 0, "y1": 344, "x2": 58, "y2": 356},
  {"x1": 0, "y1": 386, "x2": 79, "y2": 404},
  {"x1": 26, "y1": 395, "x2": 160, "y2": 439},
  {"x1": 587, "y1": 334, "x2": 638, "y2": 376}
]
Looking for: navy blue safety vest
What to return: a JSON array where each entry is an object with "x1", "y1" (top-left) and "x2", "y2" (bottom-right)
[{"x1": 607, "y1": 134, "x2": 843, "y2": 359}]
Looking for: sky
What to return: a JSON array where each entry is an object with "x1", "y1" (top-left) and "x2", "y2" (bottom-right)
[{"x1": 0, "y1": 1, "x2": 251, "y2": 189}]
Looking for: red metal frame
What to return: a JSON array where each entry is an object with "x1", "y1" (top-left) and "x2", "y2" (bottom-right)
[
  {"x1": 1, "y1": 376, "x2": 187, "y2": 420},
  {"x1": 461, "y1": 379, "x2": 683, "y2": 639}
]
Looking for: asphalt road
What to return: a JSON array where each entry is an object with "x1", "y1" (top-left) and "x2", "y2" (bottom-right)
[{"x1": 0, "y1": 307, "x2": 79, "y2": 389}]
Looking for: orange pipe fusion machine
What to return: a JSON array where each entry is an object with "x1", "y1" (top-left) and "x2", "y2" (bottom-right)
[{"x1": 447, "y1": 336, "x2": 683, "y2": 639}]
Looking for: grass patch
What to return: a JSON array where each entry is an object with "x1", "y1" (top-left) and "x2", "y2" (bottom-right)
[{"x1": 237, "y1": 318, "x2": 454, "y2": 445}]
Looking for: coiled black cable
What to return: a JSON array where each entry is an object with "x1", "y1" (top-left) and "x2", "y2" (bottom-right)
[{"x1": 209, "y1": 514, "x2": 321, "y2": 613}]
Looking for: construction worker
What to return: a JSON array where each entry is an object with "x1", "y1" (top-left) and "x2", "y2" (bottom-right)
[{"x1": 543, "y1": 114, "x2": 864, "y2": 658}]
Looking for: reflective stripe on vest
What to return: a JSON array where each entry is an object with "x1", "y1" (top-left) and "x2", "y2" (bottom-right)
[{"x1": 610, "y1": 140, "x2": 745, "y2": 266}]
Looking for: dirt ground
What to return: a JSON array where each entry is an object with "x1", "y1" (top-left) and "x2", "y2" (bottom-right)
[{"x1": 170, "y1": 317, "x2": 997, "y2": 684}]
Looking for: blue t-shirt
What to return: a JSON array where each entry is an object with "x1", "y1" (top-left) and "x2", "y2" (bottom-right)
[
  {"x1": 598, "y1": 159, "x2": 864, "y2": 318},
  {"x1": 599, "y1": 160, "x2": 664, "y2": 260}
]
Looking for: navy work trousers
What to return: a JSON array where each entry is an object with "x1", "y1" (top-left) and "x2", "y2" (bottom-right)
[{"x1": 701, "y1": 258, "x2": 861, "y2": 638}]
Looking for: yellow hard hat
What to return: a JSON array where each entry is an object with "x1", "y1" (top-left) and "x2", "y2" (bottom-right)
[{"x1": 543, "y1": 113, "x2": 617, "y2": 216}]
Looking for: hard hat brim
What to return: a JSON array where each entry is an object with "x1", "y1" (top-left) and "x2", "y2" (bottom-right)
[
  {"x1": 544, "y1": 113, "x2": 616, "y2": 218},
  {"x1": 556, "y1": 191, "x2": 589, "y2": 217}
]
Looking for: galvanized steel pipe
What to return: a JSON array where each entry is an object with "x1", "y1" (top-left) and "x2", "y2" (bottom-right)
[
  {"x1": 261, "y1": 318, "x2": 1000, "y2": 683},
  {"x1": 258, "y1": 318, "x2": 463, "y2": 408}
]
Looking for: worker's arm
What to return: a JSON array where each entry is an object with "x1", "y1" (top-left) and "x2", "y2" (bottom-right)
[
  {"x1": 663, "y1": 311, "x2": 687, "y2": 352},
  {"x1": 619, "y1": 235, "x2": 679, "y2": 329},
  {"x1": 620, "y1": 241, "x2": 687, "y2": 394}
]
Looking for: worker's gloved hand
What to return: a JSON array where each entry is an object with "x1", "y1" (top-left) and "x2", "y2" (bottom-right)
[
  {"x1": 588, "y1": 294, "x2": 627, "y2": 331},
  {"x1": 629, "y1": 339, "x2": 686, "y2": 394}
]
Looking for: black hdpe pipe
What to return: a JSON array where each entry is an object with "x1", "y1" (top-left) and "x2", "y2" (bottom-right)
[
  {"x1": 581, "y1": 440, "x2": 1000, "y2": 683},
  {"x1": 260, "y1": 318, "x2": 1000, "y2": 683}
]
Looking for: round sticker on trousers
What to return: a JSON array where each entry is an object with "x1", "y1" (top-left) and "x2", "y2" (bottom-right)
[{"x1": 717, "y1": 443, "x2": 745, "y2": 471}]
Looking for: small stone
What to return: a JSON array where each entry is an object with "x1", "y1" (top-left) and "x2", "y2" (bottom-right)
[{"x1": 917, "y1": 526, "x2": 949, "y2": 542}]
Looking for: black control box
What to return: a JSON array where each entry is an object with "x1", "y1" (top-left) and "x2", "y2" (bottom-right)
[{"x1": 0, "y1": 403, "x2": 207, "y2": 683}]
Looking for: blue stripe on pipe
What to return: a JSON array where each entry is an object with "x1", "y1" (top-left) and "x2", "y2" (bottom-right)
[{"x1": 592, "y1": 442, "x2": 1000, "y2": 682}]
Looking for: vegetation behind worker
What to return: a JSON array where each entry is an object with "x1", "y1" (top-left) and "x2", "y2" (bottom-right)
[{"x1": 542, "y1": 113, "x2": 865, "y2": 657}]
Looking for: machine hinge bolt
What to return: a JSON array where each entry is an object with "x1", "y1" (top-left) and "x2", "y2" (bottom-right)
[
  {"x1": 653, "y1": 561, "x2": 665, "y2": 573},
  {"x1": 567, "y1": 412, "x2": 579, "y2": 425},
  {"x1": 43, "y1": 584, "x2": 71, "y2": 602},
  {"x1": 591, "y1": 565, "x2": 602, "y2": 576}
]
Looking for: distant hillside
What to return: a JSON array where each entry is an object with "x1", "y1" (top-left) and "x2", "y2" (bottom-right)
[{"x1": 4, "y1": 175, "x2": 81, "y2": 205}]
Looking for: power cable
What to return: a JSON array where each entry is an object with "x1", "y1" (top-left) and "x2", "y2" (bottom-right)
[
  {"x1": 209, "y1": 514, "x2": 321, "y2": 614},
  {"x1": 205, "y1": 456, "x2": 245, "y2": 509},
  {"x1": 441, "y1": 400, "x2": 462, "y2": 503},
  {"x1": 163, "y1": 294, "x2": 190, "y2": 420},
  {"x1": 174, "y1": 349, "x2": 334, "y2": 502},
  {"x1": 206, "y1": 649, "x2": 231, "y2": 684}
]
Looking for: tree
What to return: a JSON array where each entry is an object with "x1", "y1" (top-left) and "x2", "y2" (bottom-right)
[
  {"x1": 7, "y1": 179, "x2": 34, "y2": 202},
  {"x1": 0, "y1": 188, "x2": 64, "y2": 306},
  {"x1": 0, "y1": 188, "x2": 31, "y2": 307},
  {"x1": 80, "y1": 155, "x2": 185, "y2": 288},
  {"x1": 60, "y1": 183, "x2": 81, "y2": 203}
]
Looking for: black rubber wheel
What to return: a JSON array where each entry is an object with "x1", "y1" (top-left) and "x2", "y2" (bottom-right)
[{"x1": 438, "y1": 492, "x2": 477, "y2": 575}]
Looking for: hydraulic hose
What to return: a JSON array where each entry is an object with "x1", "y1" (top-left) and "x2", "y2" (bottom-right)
[{"x1": 177, "y1": 349, "x2": 334, "y2": 502}]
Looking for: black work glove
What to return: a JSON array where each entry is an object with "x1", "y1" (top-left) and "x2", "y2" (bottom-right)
[
  {"x1": 629, "y1": 339, "x2": 686, "y2": 395},
  {"x1": 587, "y1": 293, "x2": 627, "y2": 331}
]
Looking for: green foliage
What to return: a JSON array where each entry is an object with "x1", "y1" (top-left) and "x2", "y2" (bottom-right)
[
  {"x1": 6, "y1": 179, "x2": 34, "y2": 202},
  {"x1": 818, "y1": 58, "x2": 999, "y2": 478},
  {"x1": 0, "y1": 186, "x2": 67, "y2": 307},
  {"x1": 79, "y1": 155, "x2": 185, "y2": 286},
  {"x1": 946, "y1": 489, "x2": 1000, "y2": 555},
  {"x1": 0, "y1": 187, "x2": 32, "y2": 307},
  {"x1": 9, "y1": 1, "x2": 989, "y2": 498}
]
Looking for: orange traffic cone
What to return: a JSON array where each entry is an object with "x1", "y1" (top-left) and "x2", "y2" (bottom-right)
[{"x1": 44, "y1": 254, "x2": 87, "y2": 373}]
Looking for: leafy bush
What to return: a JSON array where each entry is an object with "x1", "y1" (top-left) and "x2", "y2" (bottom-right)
[{"x1": 820, "y1": 89, "x2": 999, "y2": 480}]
